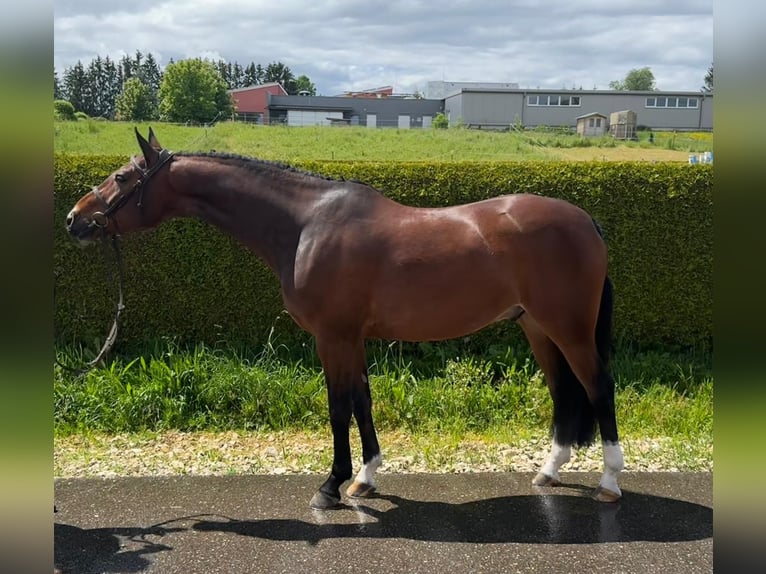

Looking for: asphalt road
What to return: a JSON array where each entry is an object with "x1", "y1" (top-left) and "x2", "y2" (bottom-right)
[{"x1": 54, "y1": 472, "x2": 712, "y2": 573}]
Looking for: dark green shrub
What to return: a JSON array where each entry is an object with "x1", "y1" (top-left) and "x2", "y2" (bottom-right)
[
  {"x1": 432, "y1": 112, "x2": 449, "y2": 129},
  {"x1": 54, "y1": 100, "x2": 76, "y2": 121},
  {"x1": 54, "y1": 156, "x2": 712, "y2": 350}
]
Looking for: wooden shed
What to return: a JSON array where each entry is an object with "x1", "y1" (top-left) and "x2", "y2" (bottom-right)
[
  {"x1": 576, "y1": 112, "x2": 608, "y2": 137},
  {"x1": 609, "y1": 109, "x2": 638, "y2": 139}
]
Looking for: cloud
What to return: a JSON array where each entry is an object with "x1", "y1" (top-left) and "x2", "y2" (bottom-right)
[{"x1": 54, "y1": 0, "x2": 713, "y2": 95}]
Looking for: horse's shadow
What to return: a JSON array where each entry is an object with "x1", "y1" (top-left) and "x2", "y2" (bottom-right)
[
  {"x1": 53, "y1": 523, "x2": 182, "y2": 574},
  {"x1": 54, "y1": 484, "x2": 712, "y2": 572},
  {"x1": 193, "y1": 485, "x2": 713, "y2": 546}
]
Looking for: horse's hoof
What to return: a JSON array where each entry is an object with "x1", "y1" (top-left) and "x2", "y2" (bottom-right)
[
  {"x1": 532, "y1": 472, "x2": 561, "y2": 487},
  {"x1": 592, "y1": 486, "x2": 622, "y2": 503},
  {"x1": 309, "y1": 490, "x2": 341, "y2": 510},
  {"x1": 346, "y1": 481, "x2": 376, "y2": 498}
]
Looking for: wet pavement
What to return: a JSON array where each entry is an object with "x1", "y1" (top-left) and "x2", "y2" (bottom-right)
[{"x1": 54, "y1": 472, "x2": 712, "y2": 573}]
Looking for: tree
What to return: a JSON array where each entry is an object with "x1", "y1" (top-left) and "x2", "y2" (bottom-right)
[
  {"x1": 704, "y1": 63, "x2": 713, "y2": 91},
  {"x1": 243, "y1": 63, "x2": 260, "y2": 86},
  {"x1": 264, "y1": 61, "x2": 296, "y2": 93},
  {"x1": 294, "y1": 75, "x2": 316, "y2": 95},
  {"x1": 76, "y1": 55, "x2": 121, "y2": 118},
  {"x1": 254, "y1": 64, "x2": 265, "y2": 84},
  {"x1": 138, "y1": 52, "x2": 163, "y2": 109},
  {"x1": 158, "y1": 58, "x2": 233, "y2": 123},
  {"x1": 609, "y1": 67, "x2": 656, "y2": 91},
  {"x1": 115, "y1": 77, "x2": 155, "y2": 121},
  {"x1": 62, "y1": 61, "x2": 87, "y2": 113}
]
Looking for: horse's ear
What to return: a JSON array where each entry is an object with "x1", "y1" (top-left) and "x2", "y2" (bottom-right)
[
  {"x1": 135, "y1": 127, "x2": 160, "y2": 166},
  {"x1": 147, "y1": 126, "x2": 162, "y2": 150}
]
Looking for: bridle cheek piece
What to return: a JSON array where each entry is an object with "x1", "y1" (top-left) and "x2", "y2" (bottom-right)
[{"x1": 88, "y1": 148, "x2": 174, "y2": 232}]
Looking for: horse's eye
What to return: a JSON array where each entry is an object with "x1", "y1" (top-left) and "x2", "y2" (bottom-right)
[{"x1": 115, "y1": 174, "x2": 126, "y2": 183}]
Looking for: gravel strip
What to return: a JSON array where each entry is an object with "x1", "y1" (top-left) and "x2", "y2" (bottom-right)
[{"x1": 54, "y1": 430, "x2": 712, "y2": 478}]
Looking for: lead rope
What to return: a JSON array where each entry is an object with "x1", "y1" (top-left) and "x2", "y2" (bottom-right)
[{"x1": 54, "y1": 235, "x2": 125, "y2": 376}]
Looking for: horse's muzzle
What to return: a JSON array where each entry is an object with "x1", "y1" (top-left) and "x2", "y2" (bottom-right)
[{"x1": 66, "y1": 209, "x2": 101, "y2": 244}]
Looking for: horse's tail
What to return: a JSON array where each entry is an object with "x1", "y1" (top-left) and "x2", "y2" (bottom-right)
[
  {"x1": 596, "y1": 275, "x2": 614, "y2": 367},
  {"x1": 592, "y1": 218, "x2": 614, "y2": 367}
]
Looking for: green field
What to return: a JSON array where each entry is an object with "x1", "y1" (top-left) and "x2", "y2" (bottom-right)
[
  {"x1": 54, "y1": 119, "x2": 713, "y2": 474},
  {"x1": 54, "y1": 119, "x2": 713, "y2": 161}
]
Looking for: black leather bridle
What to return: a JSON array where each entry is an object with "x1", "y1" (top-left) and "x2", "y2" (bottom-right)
[
  {"x1": 89, "y1": 148, "x2": 175, "y2": 231},
  {"x1": 55, "y1": 148, "x2": 174, "y2": 375}
]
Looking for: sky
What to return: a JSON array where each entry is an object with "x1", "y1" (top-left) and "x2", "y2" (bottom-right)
[{"x1": 54, "y1": 0, "x2": 713, "y2": 96}]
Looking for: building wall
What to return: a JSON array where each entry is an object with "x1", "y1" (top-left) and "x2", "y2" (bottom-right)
[
  {"x1": 251, "y1": 88, "x2": 712, "y2": 132},
  {"x1": 454, "y1": 89, "x2": 713, "y2": 131},
  {"x1": 426, "y1": 80, "x2": 520, "y2": 100},
  {"x1": 460, "y1": 92, "x2": 525, "y2": 128},
  {"x1": 443, "y1": 93, "x2": 463, "y2": 126},
  {"x1": 269, "y1": 95, "x2": 443, "y2": 128},
  {"x1": 229, "y1": 84, "x2": 287, "y2": 123}
]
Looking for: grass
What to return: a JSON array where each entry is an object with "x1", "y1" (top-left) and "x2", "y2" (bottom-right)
[
  {"x1": 53, "y1": 119, "x2": 713, "y2": 161},
  {"x1": 54, "y1": 339, "x2": 712, "y2": 449}
]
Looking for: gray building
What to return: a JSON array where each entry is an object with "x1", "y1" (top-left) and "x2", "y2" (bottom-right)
[
  {"x1": 425, "y1": 81, "x2": 520, "y2": 100},
  {"x1": 267, "y1": 94, "x2": 444, "y2": 128},
  {"x1": 443, "y1": 88, "x2": 713, "y2": 131}
]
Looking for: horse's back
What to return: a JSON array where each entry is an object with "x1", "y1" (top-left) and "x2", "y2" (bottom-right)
[{"x1": 357, "y1": 193, "x2": 606, "y2": 341}]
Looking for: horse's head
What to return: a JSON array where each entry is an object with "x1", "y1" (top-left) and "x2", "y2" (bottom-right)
[{"x1": 66, "y1": 127, "x2": 175, "y2": 244}]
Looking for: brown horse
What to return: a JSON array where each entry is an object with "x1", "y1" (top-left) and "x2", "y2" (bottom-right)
[{"x1": 66, "y1": 128, "x2": 624, "y2": 509}]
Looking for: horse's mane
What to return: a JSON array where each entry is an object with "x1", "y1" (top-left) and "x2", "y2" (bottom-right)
[{"x1": 176, "y1": 151, "x2": 358, "y2": 185}]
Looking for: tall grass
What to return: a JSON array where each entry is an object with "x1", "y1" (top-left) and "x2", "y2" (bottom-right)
[{"x1": 55, "y1": 339, "x2": 712, "y2": 443}]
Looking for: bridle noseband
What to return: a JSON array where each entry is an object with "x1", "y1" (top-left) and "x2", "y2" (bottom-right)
[{"x1": 90, "y1": 148, "x2": 175, "y2": 230}]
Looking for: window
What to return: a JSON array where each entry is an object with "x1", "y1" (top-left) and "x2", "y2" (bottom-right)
[
  {"x1": 596, "y1": 118, "x2": 602, "y2": 127},
  {"x1": 588, "y1": 118, "x2": 595, "y2": 127},
  {"x1": 646, "y1": 96, "x2": 700, "y2": 108},
  {"x1": 528, "y1": 94, "x2": 581, "y2": 106}
]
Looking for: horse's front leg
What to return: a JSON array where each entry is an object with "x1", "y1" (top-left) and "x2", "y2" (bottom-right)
[
  {"x1": 346, "y1": 366, "x2": 382, "y2": 498},
  {"x1": 309, "y1": 336, "x2": 364, "y2": 510}
]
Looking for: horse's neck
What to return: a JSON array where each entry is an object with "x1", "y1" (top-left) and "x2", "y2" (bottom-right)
[{"x1": 174, "y1": 157, "x2": 310, "y2": 275}]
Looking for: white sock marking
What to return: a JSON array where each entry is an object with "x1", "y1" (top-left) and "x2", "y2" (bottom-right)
[
  {"x1": 540, "y1": 441, "x2": 571, "y2": 481},
  {"x1": 355, "y1": 453, "x2": 382, "y2": 487},
  {"x1": 599, "y1": 441, "x2": 624, "y2": 495}
]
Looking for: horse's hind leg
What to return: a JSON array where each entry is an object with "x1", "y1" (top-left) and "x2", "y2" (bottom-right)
[
  {"x1": 346, "y1": 360, "x2": 382, "y2": 498},
  {"x1": 520, "y1": 315, "x2": 593, "y2": 487},
  {"x1": 557, "y1": 341, "x2": 623, "y2": 502}
]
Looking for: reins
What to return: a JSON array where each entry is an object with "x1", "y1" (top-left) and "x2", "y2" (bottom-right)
[
  {"x1": 55, "y1": 147, "x2": 174, "y2": 376},
  {"x1": 54, "y1": 235, "x2": 125, "y2": 375}
]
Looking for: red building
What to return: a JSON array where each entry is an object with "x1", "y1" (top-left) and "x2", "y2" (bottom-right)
[{"x1": 228, "y1": 83, "x2": 288, "y2": 123}]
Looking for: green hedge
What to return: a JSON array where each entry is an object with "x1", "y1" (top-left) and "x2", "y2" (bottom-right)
[{"x1": 54, "y1": 155, "x2": 712, "y2": 350}]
